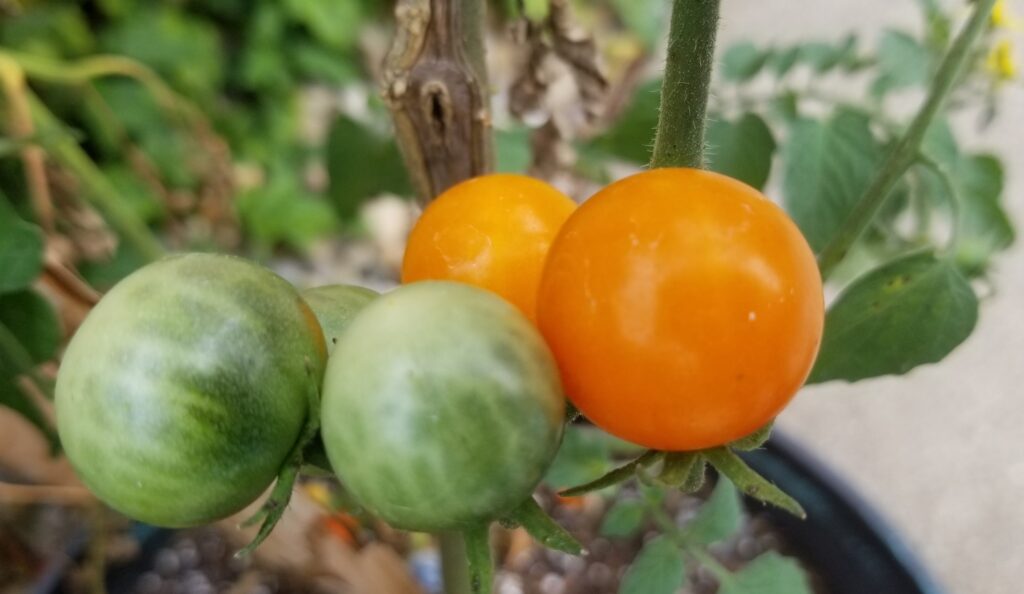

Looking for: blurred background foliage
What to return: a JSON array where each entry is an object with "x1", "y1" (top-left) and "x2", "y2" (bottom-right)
[{"x1": 1, "y1": 0, "x2": 1021, "y2": 591}]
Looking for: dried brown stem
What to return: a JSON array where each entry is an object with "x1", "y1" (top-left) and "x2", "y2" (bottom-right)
[{"x1": 382, "y1": 0, "x2": 493, "y2": 203}]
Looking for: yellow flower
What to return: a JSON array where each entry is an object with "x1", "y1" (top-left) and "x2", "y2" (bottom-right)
[
  {"x1": 991, "y1": 0, "x2": 1024, "y2": 31},
  {"x1": 987, "y1": 39, "x2": 1019, "y2": 80}
]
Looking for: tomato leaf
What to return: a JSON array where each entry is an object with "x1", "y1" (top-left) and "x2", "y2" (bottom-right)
[
  {"x1": 808, "y1": 251, "x2": 978, "y2": 383},
  {"x1": 592, "y1": 80, "x2": 661, "y2": 164},
  {"x1": 655, "y1": 452, "x2": 705, "y2": 492},
  {"x1": 325, "y1": 115, "x2": 410, "y2": 219},
  {"x1": 618, "y1": 536, "x2": 685, "y2": 594},
  {"x1": 684, "y1": 477, "x2": 742, "y2": 546},
  {"x1": 721, "y1": 42, "x2": 770, "y2": 82},
  {"x1": 0, "y1": 289, "x2": 61, "y2": 364},
  {"x1": 559, "y1": 450, "x2": 662, "y2": 497},
  {"x1": 706, "y1": 113, "x2": 776, "y2": 191},
  {"x1": 953, "y1": 154, "x2": 1013, "y2": 274},
  {"x1": 503, "y1": 496, "x2": 584, "y2": 555},
  {"x1": 704, "y1": 448, "x2": 805, "y2": 519},
  {"x1": 0, "y1": 195, "x2": 45, "y2": 295},
  {"x1": 0, "y1": 322, "x2": 59, "y2": 451},
  {"x1": 871, "y1": 30, "x2": 933, "y2": 97},
  {"x1": 719, "y1": 552, "x2": 812, "y2": 594},
  {"x1": 782, "y1": 109, "x2": 880, "y2": 252},
  {"x1": 600, "y1": 498, "x2": 648, "y2": 538}
]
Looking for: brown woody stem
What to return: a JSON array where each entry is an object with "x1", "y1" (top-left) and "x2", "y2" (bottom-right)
[{"x1": 383, "y1": 0, "x2": 493, "y2": 204}]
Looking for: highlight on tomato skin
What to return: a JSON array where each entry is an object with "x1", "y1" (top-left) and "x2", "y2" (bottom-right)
[
  {"x1": 537, "y1": 167, "x2": 825, "y2": 452},
  {"x1": 401, "y1": 173, "x2": 576, "y2": 323}
]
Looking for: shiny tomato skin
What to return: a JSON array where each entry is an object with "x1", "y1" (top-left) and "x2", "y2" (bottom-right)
[
  {"x1": 537, "y1": 168, "x2": 823, "y2": 451},
  {"x1": 401, "y1": 173, "x2": 575, "y2": 322},
  {"x1": 55, "y1": 254, "x2": 327, "y2": 527},
  {"x1": 320, "y1": 281, "x2": 565, "y2": 532}
]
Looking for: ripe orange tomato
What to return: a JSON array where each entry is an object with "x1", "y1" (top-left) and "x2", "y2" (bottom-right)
[
  {"x1": 537, "y1": 168, "x2": 823, "y2": 451},
  {"x1": 402, "y1": 173, "x2": 575, "y2": 322}
]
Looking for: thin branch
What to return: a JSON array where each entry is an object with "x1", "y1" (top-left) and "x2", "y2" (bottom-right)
[
  {"x1": 816, "y1": 0, "x2": 998, "y2": 277},
  {"x1": 650, "y1": 0, "x2": 721, "y2": 169},
  {"x1": 0, "y1": 54, "x2": 55, "y2": 233}
]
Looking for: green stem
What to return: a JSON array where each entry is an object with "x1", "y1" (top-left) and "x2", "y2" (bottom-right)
[
  {"x1": 440, "y1": 532, "x2": 472, "y2": 594},
  {"x1": 816, "y1": 0, "x2": 997, "y2": 277},
  {"x1": 649, "y1": 0, "x2": 721, "y2": 169},
  {"x1": 26, "y1": 93, "x2": 165, "y2": 262}
]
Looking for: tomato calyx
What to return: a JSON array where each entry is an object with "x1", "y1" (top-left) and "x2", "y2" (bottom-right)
[
  {"x1": 236, "y1": 357, "x2": 324, "y2": 557},
  {"x1": 556, "y1": 422, "x2": 806, "y2": 519}
]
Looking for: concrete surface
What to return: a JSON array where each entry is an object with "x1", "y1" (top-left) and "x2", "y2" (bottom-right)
[{"x1": 716, "y1": 2, "x2": 1024, "y2": 594}]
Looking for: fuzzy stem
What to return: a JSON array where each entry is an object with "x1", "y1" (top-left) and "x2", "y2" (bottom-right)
[{"x1": 649, "y1": 0, "x2": 721, "y2": 169}]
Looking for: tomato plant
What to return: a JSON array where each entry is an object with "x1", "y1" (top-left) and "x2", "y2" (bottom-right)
[
  {"x1": 55, "y1": 253, "x2": 327, "y2": 527},
  {"x1": 401, "y1": 173, "x2": 575, "y2": 322},
  {"x1": 538, "y1": 168, "x2": 824, "y2": 451},
  {"x1": 320, "y1": 281, "x2": 565, "y2": 532}
]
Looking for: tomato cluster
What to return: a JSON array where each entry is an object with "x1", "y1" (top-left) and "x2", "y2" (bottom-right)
[{"x1": 56, "y1": 168, "x2": 821, "y2": 533}]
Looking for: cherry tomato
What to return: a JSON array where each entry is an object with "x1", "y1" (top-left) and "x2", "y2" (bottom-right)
[
  {"x1": 402, "y1": 173, "x2": 576, "y2": 322},
  {"x1": 537, "y1": 168, "x2": 823, "y2": 451}
]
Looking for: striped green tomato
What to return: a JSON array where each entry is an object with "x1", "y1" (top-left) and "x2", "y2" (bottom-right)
[
  {"x1": 301, "y1": 284, "x2": 378, "y2": 354},
  {"x1": 55, "y1": 253, "x2": 326, "y2": 527},
  {"x1": 321, "y1": 281, "x2": 565, "y2": 532}
]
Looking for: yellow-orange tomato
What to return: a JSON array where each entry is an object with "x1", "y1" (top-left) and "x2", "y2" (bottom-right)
[
  {"x1": 402, "y1": 174, "x2": 576, "y2": 321},
  {"x1": 537, "y1": 168, "x2": 823, "y2": 451}
]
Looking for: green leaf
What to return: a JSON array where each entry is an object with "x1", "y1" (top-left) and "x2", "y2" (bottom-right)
[
  {"x1": 237, "y1": 166, "x2": 338, "y2": 250},
  {"x1": 0, "y1": 323, "x2": 58, "y2": 451},
  {"x1": 593, "y1": 79, "x2": 661, "y2": 164},
  {"x1": 282, "y1": 0, "x2": 362, "y2": 50},
  {"x1": 100, "y1": 7, "x2": 223, "y2": 101},
  {"x1": 769, "y1": 46, "x2": 802, "y2": 77},
  {"x1": 685, "y1": 478, "x2": 742, "y2": 545},
  {"x1": 720, "y1": 552, "x2": 812, "y2": 594},
  {"x1": 704, "y1": 448, "x2": 805, "y2": 518},
  {"x1": 0, "y1": 195, "x2": 45, "y2": 294},
  {"x1": 799, "y1": 42, "x2": 842, "y2": 72},
  {"x1": 102, "y1": 165, "x2": 165, "y2": 224},
  {"x1": 809, "y1": 251, "x2": 978, "y2": 383},
  {"x1": 495, "y1": 128, "x2": 532, "y2": 174},
  {"x1": 782, "y1": 110, "x2": 880, "y2": 252},
  {"x1": 0, "y1": 4, "x2": 95, "y2": 57},
  {"x1": 289, "y1": 42, "x2": 360, "y2": 85},
  {"x1": 721, "y1": 43, "x2": 770, "y2": 82},
  {"x1": 953, "y1": 155, "x2": 1013, "y2": 273},
  {"x1": 600, "y1": 499, "x2": 647, "y2": 538},
  {"x1": 609, "y1": 0, "x2": 664, "y2": 50},
  {"x1": 559, "y1": 450, "x2": 661, "y2": 497},
  {"x1": 0, "y1": 289, "x2": 61, "y2": 364},
  {"x1": 545, "y1": 424, "x2": 640, "y2": 489},
  {"x1": 504, "y1": 497, "x2": 584, "y2": 554},
  {"x1": 872, "y1": 30, "x2": 933, "y2": 96},
  {"x1": 618, "y1": 536, "x2": 685, "y2": 594},
  {"x1": 326, "y1": 115, "x2": 411, "y2": 219},
  {"x1": 921, "y1": 118, "x2": 959, "y2": 168},
  {"x1": 706, "y1": 113, "x2": 776, "y2": 191}
]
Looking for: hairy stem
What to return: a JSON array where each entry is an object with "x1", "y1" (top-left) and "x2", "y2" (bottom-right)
[
  {"x1": 649, "y1": 0, "x2": 721, "y2": 169},
  {"x1": 816, "y1": 0, "x2": 997, "y2": 276}
]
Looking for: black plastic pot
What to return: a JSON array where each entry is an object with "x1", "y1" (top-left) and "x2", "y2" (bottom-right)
[
  {"x1": 742, "y1": 432, "x2": 945, "y2": 594},
  {"x1": 31, "y1": 432, "x2": 946, "y2": 594}
]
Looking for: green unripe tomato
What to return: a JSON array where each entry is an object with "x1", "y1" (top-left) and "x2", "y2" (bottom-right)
[
  {"x1": 56, "y1": 253, "x2": 327, "y2": 527},
  {"x1": 301, "y1": 284, "x2": 378, "y2": 354},
  {"x1": 321, "y1": 282, "x2": 565, "y2": 532}
]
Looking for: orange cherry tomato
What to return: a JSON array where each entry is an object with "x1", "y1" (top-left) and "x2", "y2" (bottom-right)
[
  {"x1": 537, "y1": 168, "x2": 823, "y2": 451},
  {"x1": 402, "y1": 173, "x2": 576, "y2": 322}
]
